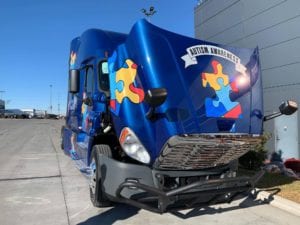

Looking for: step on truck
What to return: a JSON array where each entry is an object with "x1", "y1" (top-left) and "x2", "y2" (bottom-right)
[{"x1": 61, "y1": 19, "x2": 297, "y2": 213}]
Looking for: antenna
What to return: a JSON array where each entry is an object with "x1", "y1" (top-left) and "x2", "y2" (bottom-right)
[
  {"x1": 58, "y1": 93, "x2": 60, "y2": 116},
  {"x1": 49, "y1": 84, "x2": 53, "y2": 113}
]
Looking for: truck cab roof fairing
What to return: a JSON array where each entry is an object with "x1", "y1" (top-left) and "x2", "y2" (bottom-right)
[{"x1": 69, "y1": 29, "x2": 128, "y2": 70}]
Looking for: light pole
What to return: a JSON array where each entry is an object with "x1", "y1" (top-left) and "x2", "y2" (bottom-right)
[
  {"x1": 58, "y1": 93, "x2": 60, "y2": 116},
  {"x1": 50, "y1": 85, "x2": 53, "y2": 113},
  {"x1": 141, "y1": 6, "x2": 156, "y2": 22}
]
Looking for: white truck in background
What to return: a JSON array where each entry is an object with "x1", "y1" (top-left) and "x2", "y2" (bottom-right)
[{"x1": 21, "y1": 109, "x2": 35, "y2": 119}]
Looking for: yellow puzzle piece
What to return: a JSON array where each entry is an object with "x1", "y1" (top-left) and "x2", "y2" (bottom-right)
[
  {"x1": 115, "y1": 59, "x2": 144, "y2": 104},
  {"x1": 202, "y1": 60, "x2": 229, "y2": 91}
]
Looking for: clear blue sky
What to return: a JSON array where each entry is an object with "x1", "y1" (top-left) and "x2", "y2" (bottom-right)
[{"x1": 0, "y1": 0, "x2": 197, "y2": 114}]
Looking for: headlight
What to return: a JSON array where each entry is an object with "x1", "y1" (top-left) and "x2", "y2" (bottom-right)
[{"x1": 119, "y1": 127, "x2": 150, "y2": 164}]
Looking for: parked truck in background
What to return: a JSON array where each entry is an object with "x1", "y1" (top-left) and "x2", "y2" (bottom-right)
[{"x1": 61, "y1": 20, "x2": 297, "y2": 213}]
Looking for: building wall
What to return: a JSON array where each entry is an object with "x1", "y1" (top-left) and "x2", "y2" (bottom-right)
[{"x1": 195, "y1": 0, "x2": 300, "y2": 154}]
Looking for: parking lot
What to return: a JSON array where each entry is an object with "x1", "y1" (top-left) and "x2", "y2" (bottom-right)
[{"x1": 0, "y1": 119, "x2": 299, "y2": 225}]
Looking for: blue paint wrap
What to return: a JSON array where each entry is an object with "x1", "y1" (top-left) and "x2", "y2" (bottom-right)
[
  {"x1": 107, "y1": 20, "x2": 263, "y2": 164},
  {"x1": 66, "y1": 19, "x2": 263, "y2": 166}
]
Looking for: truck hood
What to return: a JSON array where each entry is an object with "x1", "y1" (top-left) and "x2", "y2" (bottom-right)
[{"x1": 108, "y1": 20, "x2": 263, "y2": 163}]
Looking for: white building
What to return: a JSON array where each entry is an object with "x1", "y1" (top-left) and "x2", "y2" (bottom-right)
[{"x1": 194, "y1": 0, "x2": 300, "y2": 159}]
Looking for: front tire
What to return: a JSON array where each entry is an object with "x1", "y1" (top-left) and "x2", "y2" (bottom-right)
[{"x1": 89, "y1": 144, "x2": 112, "y2": 207}]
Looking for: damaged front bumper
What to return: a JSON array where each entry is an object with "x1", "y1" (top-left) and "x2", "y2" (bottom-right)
[{"x1": 100, "y1": 155, "x2": 264, "y2": 213}]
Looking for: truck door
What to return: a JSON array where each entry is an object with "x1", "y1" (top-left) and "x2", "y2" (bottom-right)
[
  {"x1": 70, "y1": 66, "x2": 94, "y2": 162},
  {"x1": 275, "y1": 113, "x2": 299, "y2": 160},
  {"x1": 96, "y1": 60, "x2": 110, "y2": 131},
  {"x1": 81, "y1": 61, "x2": 110, "y2": 134},
  {"x1": 67, "y1": 68, "x2": 85, "y2": 131}
]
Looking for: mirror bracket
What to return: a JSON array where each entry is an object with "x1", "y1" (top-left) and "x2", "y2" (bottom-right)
[
  {"x1": 264, "y1": 100, "x2": 298, "y2": 121},
  {"x1": 146, "y1": 107, "x2": 156, "y2": 121}
]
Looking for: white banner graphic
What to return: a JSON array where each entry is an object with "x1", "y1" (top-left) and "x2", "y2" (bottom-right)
[{"x1": 181, "y1": 45, "x2": 247, "y2": 75}]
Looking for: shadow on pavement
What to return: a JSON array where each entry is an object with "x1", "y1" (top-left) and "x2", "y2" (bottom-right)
[
  {"x1": 77, "y1": 193, "x2": 275, "y2": 224},
  {"x1": 77, "y1": 203, "x2": 140, "y2": 225},
  {"x1": 170, "y1": 193, "x2": 274, "y2": 219}
]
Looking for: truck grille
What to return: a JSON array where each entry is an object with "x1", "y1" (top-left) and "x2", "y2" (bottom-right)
[{"x1": 154, "y1": 134, "x2": 262, "y2": 170}]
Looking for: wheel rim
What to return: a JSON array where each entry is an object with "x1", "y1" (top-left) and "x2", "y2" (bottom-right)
[{"x1": 89, "y1": 158, "x2": 97, "y2": 195}]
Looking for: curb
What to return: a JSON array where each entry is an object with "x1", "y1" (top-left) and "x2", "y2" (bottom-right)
[{"x1": 254, "y1": 189, "x2": 300, "y2": 217}]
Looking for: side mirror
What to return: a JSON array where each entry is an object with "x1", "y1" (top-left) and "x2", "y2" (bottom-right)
[
  {"x1": 145, "y1": 88, "x2": 167, "y2": 108},
  {"x1": 69, "y1": 69, "x2": 80, "y2": 93},
  {"x1": 145, "y1": 88, "x2": 167, "y2": 121},
  {"x1": 279, "y1": 100, "x2": 298, "y2": 115},
  {"x1": 264, "y1": 100, "x2": 298, "y2": 121}
]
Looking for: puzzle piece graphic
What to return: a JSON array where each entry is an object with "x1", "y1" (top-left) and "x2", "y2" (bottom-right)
[
  {"x1": 205, "y1": 98, "x2": 227, "y2": 117},
  {"x1": 108, "y1": 51, "x2": 145, "y2": 115},
  {"x1": 202, "y1": 60, "x2": 229, "y2": 91},
  {"x1": 212, "y1": 79, "x2": 242, "y2": 118},
  {"x1": 202, "y1": 60, "x2": 242, "y2": 119},
  {"x1": 213, "y1": 79, "x2": 238, "y2": 110},
  {"x1": 115, "y1": 59, "x2": 144, "y2": 104},
  {"x1": 115, "y1": 80, "x2": 124, "y2": 93},
  {"x1": 230, "y1": 80, "x2": 239, "y2": 92},
  {"x1": 223, "y1": 104, "x2": 242, "y2": 118},
  {"x1": 70, "y1": 51, "x2": 76, "y2": 67}
]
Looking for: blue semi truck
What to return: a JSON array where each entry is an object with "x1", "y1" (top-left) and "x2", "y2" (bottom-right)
[{"x1": 61, "y1": 19, "x2": 297, "y2": 212}]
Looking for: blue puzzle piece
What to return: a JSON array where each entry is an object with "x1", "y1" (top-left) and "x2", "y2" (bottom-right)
[
  {"x1": 205, "y1": 77, "x2": 241, "y2": 118},
  {"x1": 205, "y1": 98, "x2": 227, "y2": 117},
  {"x1": 213, "y1": 79, "x2": 238, "y2": 111},
  {"x1": 115, "y1": 80, "x2": 124, "y2": 92}
]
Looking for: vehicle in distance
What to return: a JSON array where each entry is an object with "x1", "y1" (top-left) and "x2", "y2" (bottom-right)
[
  {"x1": 34, "y1": 110, "x2": 46, "y2": 119},
  {"x1": 4, "y1": 109, "x2": 29, "y2": 119}
]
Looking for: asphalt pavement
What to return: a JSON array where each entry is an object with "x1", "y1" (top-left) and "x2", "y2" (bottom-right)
[{"x1": 0, "y1": 119, "x2": 299, "y2": 225}]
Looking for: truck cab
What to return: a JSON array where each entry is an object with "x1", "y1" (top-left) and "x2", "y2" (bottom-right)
[{"x1": 61, "y1": 19, "x2": 297, "y2": 212}]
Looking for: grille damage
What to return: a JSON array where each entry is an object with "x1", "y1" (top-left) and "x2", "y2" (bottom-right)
[{"x1": 155, "y1": 134, "x2": 262, "y2": 170}]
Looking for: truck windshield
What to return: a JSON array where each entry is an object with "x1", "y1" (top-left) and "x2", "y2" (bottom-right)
[{"x1": 98, "y1": 61, "x2": 109, "y2": 92}]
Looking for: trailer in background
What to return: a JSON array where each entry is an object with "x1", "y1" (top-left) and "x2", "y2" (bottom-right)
[{"x1": 4, "y1": 109, "x2": 28, "y2": 119}]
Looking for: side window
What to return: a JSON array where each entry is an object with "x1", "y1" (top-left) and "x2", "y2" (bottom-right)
[
  {"x1": 75, "y1": 69, "x2": 85, "y2": 98},
  {"x1": 85, "y1": 67, "x2": 94, "y2": 95},
  {"x1": 98, "y1": 61, "x2": 109, "y2": 92}
]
